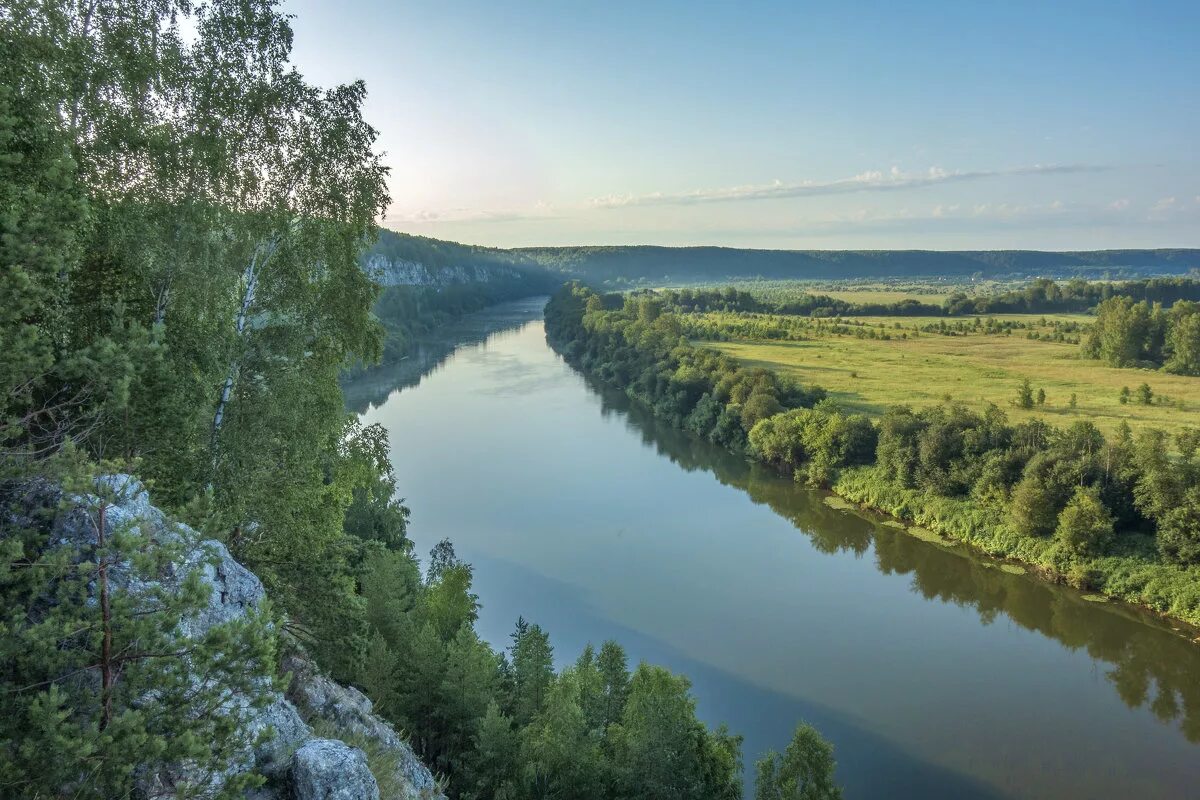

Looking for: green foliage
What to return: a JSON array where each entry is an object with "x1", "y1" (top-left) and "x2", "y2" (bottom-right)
[
  {"x1": 1080, "y1": 294, "x2": 1200, "y2": 376},
  {"x1": 1164, "y1": 302, "x2": 1200, "y2": 375},
  {"x1": 343, "y1": 540, "x2": 750, "y2": 800},
  {"x1": 509, "y1": 618, "x2": 555, "y2": 725},
  {"x1": 1055, "y1": 487, "x2": 1115, "y2": 556},
  {"x1": 545, "y1": 284, "x2": 825, "y2": 453},
  {"x1": 1009, "y1": 460, "x2": 1062, "y2": 538},
  {"x1": 1016, "y1": 379, "x2": 1035, "y2": 409},
  {"x1": 0, "y1": 0, "x2": 406, "y2": 788},
  {"x1": 518, "y1": 673, "x2": 605, "y2": 798},
  {"x1": 0, "y1": 476, "x2": 276, "y2": 798},
  {"x1": 546, "y1": 288, "x2": 1200, "y2": 627},
  {"x1": 458, "y1": 701, "x2": 521, "y2": 800},
  {"x1": 749, "y1": 404, "x2": 876, "y2": 487},
  {"x1": 754, "y1": 723, "x2": 843, "y2": 800},
  {"x1": 608, "y1": 664, "x2": 743, "y2": 800}
]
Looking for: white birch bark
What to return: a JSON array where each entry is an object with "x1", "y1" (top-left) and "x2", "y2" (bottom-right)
[{"x1": 211, "y1": 238, "x2": 278, "y2": 441}]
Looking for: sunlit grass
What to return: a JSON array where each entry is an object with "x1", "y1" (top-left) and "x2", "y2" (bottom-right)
[{"x1": 712, "y1": 328, "x2": 1200, "y2": 440}]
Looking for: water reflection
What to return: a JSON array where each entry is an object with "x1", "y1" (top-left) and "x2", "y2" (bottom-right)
[
  {"x1": 589, "y1": 376, "x2": 1200, "y2": 744},
  {"x1": 342, "y1": 297, "x2": 547, "y2": 413},
  {"x1": 357, "y1": 314, "x2": 1200, "y2": 799}
]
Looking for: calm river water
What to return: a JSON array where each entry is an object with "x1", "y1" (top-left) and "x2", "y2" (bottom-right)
[{"x1": 349, "y1": 297, "x2": 1200, "y2": 799}]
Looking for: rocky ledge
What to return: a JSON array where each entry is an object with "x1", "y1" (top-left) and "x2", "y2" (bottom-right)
[{"x1": 24, "y1": 474, "x2": 444, "y2": 800}]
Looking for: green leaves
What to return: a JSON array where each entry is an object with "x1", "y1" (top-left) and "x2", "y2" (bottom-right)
[
  {"x1": 754, "y1": 723, "x2": 842, "y2": 800},
  {"x1": 0, "y1": 481, "x2": 276, "y2": 798}
]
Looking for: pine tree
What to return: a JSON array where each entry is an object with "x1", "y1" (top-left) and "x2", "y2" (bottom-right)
[
  {"x1": 0, "y1": 475, "x2": 276, "y2": 798},
  {"x1": 459, "y1": 702, "x2": 520, "y2": 800},
  {"x1": 509, "y1": 620, "x2": 555, "y2": 725},
  {"x1": 435, "y1": 627, "x2": 499, "y2": 776}
]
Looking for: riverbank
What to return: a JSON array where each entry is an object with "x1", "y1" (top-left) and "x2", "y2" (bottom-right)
[
  {"x1": 544, "y1": 284, "x2": 1200, "y2": 634},
  {"x1": 368, "y1": 307, "x2": 1200, "y2": 798},
  {"x1": 826, "y1": 469, "x2": 1200, "y2": 640}
]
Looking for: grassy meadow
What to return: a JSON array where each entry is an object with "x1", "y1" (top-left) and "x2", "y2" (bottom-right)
[{"x1": 711, "y1": 324, "x2": 1200, "y2": 440}]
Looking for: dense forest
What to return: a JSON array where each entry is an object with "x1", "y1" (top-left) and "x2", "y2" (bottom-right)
[
  {"x1": 326, "y1": 229, "x2": 1200, "y2": 285},
  {"x1": 545, "y1": 284, "x2": 1200, "y2": 627},
  {"x1": 0, "y1": 2, "x2": 840, "y2": 798}
]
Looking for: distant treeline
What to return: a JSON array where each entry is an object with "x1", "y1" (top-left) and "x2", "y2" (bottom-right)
[
  {"x1": 365, "y1": 231, "x2": 1199, "y2": 283},
  {"x1": 545, "y1": 284, "x2": 1200, "y2": 628},
  {"x1": 661, "y1": 287, "x2": 943, "y2": 317},
  {"x1": 654, "y1": 277, "x2": 1200, "y2": 319},
  {"x1": 945, "y1": 277, "x2": 1200, "y2": 315},
  {"x1": 518, "y1": 245, "x2": 1199, "y2": 282}
]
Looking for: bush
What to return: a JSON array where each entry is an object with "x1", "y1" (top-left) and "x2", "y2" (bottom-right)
[{"x1": 1055, "y1": 487, "x2": 1115, "y2": 556}]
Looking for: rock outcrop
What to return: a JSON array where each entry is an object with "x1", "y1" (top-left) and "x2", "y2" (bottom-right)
[
  {"x1": 363, "y1": 254, "x2": 526, "y2": 287},
  {"x1": 29, "y1": 474, "x2": 443, "y2": 800},
  {"x1": 291, "y1": 739, "x2": 379, "y2": 800}
]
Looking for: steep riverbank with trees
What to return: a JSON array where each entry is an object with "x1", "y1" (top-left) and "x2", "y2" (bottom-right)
[
  {"x1": 347, "y1": 231, "x2": 561, "y2": 377},
  {"x1": 0, "y1": 3, "x2": 839, "y2": 797},
  {"x1": 545, "y1": 284, "x2": 1200, "y2": 630}
]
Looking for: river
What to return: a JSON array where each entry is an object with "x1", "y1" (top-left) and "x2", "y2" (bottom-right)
[{"x1": 348, "y1": 297, "x2": 1200, "y2": 799}]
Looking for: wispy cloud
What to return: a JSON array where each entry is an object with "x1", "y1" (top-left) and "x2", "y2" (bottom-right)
[
  {"x1": 589, "y1": 164, "x2": 1109, "y2": 209},
  {"x1": 716, "y1": 196, "x2": 1195, "y2": 237},
  {"x1": 384, "y1": 202, "x2": 560, "y2": 225}
]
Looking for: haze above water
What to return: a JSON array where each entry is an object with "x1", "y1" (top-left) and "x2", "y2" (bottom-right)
[{"x1": 351, "y1": 298, "x2": 1200, "y2": 799}]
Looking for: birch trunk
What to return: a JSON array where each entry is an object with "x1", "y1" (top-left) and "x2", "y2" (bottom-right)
[{"x1": 211, "y1": 240, "x2": 276, "y2": 442}]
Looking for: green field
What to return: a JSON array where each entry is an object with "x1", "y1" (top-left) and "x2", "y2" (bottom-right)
[
  {"x1": 849, "y1": 312, "x2": 1090, "y2": 327},
  {"x1": 712, "y1": 327, "x2": 1200, "y2": 440}
]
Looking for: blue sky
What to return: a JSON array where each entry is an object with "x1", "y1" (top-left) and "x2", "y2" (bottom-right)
[{"x1": 285, "y1": 0, "x2": 1199, "y2": 249}]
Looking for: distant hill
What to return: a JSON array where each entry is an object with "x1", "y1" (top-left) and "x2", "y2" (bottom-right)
[
  {"x1": 370, "y1": 229, "x2": 1199, "y2": 284},
  {"x1": 362, "y1": 229, "x2": 549, "y2": 287}
]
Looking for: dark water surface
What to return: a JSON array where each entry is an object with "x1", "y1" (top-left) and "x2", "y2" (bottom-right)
[{"x1": 350, "y1": 298, "x2": 1200, "y2": 799}]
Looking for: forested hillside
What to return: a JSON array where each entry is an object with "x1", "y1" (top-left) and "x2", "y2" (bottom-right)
[
  {"x1": 518, "y1": 246, "x2": 1200, "y2": 283},
  {"x1": 364, "y1": 231, "x2": 1198, "y2": 284},
  {"x1": 350, "y1": 230, "x2": 559, "y2": 375}
]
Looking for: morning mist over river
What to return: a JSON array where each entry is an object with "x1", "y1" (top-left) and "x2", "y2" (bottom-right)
[{"x1": 347, "y1": 299, "x2": 1200, "y2": 800}]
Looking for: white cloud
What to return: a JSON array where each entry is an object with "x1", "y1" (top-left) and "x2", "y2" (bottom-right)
[{"x1": 588, "y1": 164, "x2": 1108, "y2": 209}]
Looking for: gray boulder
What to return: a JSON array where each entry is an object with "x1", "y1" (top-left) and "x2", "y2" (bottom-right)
[
  {"x1": 292, "y1": 739, "x2": 379, "y2": 800},
  {"x1": 24, "y1": 474, "x2": 444, "y2": 800},
  {"x1": 284, "y1": 652, "x2": 442, "y2": 798}
]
